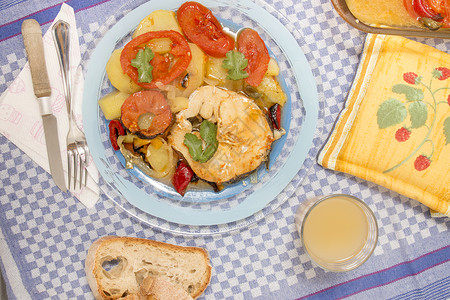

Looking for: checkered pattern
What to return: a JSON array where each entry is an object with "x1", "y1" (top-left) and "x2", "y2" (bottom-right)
[{"x1": 1, "y1": 0, "x2": 450, "y2": 299}]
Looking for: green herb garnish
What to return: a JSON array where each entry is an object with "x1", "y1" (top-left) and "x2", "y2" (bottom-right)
[
  {"x1": 184, "y1": 120, "x2": 219, "y2": 163},
  {"x1": 131, "y1": 46, "x2": 154, "y2": 83},
  {"x1": 184, "y1": 134, "x2": 203, "y2": 161},
  {"x1": 222, "y1": 50, "x2": 249, "y2": 80}
]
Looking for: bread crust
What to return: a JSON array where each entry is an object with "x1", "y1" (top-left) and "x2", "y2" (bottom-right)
[{"x1": 84, "y1": 236, "x2": 211, "y2": 300}]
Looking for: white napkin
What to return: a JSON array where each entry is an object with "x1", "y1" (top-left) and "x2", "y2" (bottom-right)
[{"x1": 0, "y1": 4, "x2": 100, "y2": 208}]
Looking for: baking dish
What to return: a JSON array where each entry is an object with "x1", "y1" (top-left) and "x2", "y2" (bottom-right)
[{"x1": 331, "y1": 0, "x2": 450, "y2": 39}]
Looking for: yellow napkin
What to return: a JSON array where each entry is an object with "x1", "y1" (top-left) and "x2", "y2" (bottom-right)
[{"x1": 318, "y1": 34, "x2": 450, "y2": 217}]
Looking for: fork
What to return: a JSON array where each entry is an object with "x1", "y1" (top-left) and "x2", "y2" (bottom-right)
[{"x1": 53, "y1": 20, "x2": 89, "y2": 190}]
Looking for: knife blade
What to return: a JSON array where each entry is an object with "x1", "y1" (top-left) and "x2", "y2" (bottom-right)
[{"x1": 22, "y1": 19, "x2": 67, "y2": 192}]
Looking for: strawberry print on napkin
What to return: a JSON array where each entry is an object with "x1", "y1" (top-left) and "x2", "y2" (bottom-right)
[{"x1": 318, "y1": 34, "x2": 450, "y2": 217}]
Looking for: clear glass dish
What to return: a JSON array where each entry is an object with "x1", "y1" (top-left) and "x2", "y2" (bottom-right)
[
  {"x1": 81, "y1": 0, "x2": 325, "y2": 235},
  {"x1": 331, "y1": 0, "x2": 450, "y2": 39}
]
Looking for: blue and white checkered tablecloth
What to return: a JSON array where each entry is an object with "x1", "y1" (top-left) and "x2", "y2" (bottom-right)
[{"x1": 0, "y1": 0, "x2": 449, "y2": 299}]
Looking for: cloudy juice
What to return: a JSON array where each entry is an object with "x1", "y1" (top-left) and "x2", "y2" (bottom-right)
[{"x1": 302, "y1": 196, "x2": 369, "y2": 264}]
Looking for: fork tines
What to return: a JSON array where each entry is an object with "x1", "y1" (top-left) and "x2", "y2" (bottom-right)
[{"x1": 67, "y1": 144, "x2": 89, "y2": 190}]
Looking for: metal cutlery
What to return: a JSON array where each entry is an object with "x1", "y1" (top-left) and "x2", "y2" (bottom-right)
[
  {"x1": 52, "y1": 20, "x2": 90, "y2": 190},
  {"x1": 21, "y1": 19, "x2": 67, "y2": 192}
]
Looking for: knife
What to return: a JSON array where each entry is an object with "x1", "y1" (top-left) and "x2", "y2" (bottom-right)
[{"x1": 22, "y1": 19, "x2": 67, "y2": 192}]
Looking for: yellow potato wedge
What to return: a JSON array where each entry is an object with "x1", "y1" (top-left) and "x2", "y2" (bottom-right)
[
  {"x1": 205, "y1": 56, "x2": 228, "y2": 83},
  {"x1": 133, "y1": 10, "x2": 183, "y2": 38},
  {"x1": 168, "y1": 96, "x2": 189, "y2": 113},
  {"x1": 106, "y1": 49, "x2": 142, "y2": 94},
  {"x1": 98, "y1": 91, "x2": 130, "y2": 120},
  {"x1": 181, "y1": 43, "x2": 205, "y2": 97},
  {"x1": 265, "y1": 57, "x2": 280, "y2": 76},
  {"x1": 256, "y1": 75, "x2": 287, "y2": 106}
]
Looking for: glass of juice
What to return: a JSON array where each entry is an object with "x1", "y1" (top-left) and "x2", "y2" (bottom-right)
[{"x1": 295, "y1": 194, "x2": 378, "y2": 272}]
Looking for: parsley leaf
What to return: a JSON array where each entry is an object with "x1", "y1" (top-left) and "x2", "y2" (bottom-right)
[
  {"x1": 200, "y1": 120, "x2": 217, "y2": 145},
  {"x1": 199, "y1": 120, "x2": 218, "y2": 162},
  {"x1": 183, "y1": 120, "x2": 218, "y2": 163},
  {"x1": 200, "y1": 142, "x2": 218, "y2": 163},
  {"x1": 222, "y1": 50, "x2": 249, "y2": 80},
  {"x1": 184, "y1": 133, "x2": 203, "y2": 161},
  {"x1": 131, "y1": 46, "x2": 154, "y2": 83}
]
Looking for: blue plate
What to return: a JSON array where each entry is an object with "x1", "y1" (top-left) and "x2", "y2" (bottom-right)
[{"x1": 83, "y1": 0, "x2": 319, "y2": 229}]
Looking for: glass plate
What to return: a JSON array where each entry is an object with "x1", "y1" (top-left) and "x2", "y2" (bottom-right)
[{"x1": 82, "y1": 0, "x2": 323, "y2": 235}]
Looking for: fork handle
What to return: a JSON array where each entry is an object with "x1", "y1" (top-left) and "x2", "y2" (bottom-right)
[{"x1": 52, "y1": 20, "x2": 71, "y2": 116}]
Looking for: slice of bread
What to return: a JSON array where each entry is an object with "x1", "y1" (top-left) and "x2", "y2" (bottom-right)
[
  {"x1": 122, "y1": 275, "x2": 193, "y2": 300},
  {"x1": 85, "y1": 236, "x2": 211, "y2": 299}
]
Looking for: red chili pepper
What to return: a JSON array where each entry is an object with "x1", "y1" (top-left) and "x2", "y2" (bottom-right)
[
  {"x1": 172, "y1": 160, "x2": 194, "y2": 196},
  {"x1": 108, "y1": 120, "x2": 125, "y2": 151},
  {"x1": 269, "y1": 103, "x2": 281, "y2": 130}
]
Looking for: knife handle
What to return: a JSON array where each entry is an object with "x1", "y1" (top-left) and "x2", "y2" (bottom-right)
[{"x1": 22, "y1": 19, "x2": 51, "y2": 98}]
